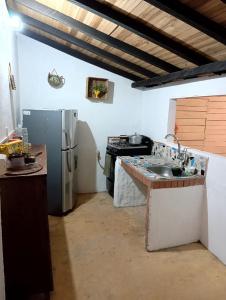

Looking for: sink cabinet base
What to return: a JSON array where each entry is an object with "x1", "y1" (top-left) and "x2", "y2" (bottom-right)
[
  {"x1": 114, "y1": 158, "x2": 146, "y2": 207},
  {"x1": 146, "y1": 186, "x2": 204, "y2": 251},
  {"x1": 114, "y1": 157, "x2": 205, "y2": 251}
]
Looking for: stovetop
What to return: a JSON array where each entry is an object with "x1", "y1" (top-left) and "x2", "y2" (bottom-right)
[
  {"x1": 107, "y1": 142, "x2": 149, "y2": 156},
  {"x1": 106, "y1": 135, "x2": 153, "y2": 156},
  {"x1": 107, "y1": 142, "x2": 148, "y2": 150}
]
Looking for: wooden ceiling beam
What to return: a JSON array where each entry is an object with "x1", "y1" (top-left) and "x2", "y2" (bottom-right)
[
  {"x1": 18, "y1": 13, "x2": 157, "y2": 78},
  {"x1": 69, "y1": 0, "x2": 213, "y2": 66},
  {"x1": 13, "y1": 0, "x2": 180, "y2": 73},
  {"x1": 21, "y1": 28, "x2": 142, "y2": 82},
  {"x1": 132, "y1": 60, "x2": 226, "y2": 89},
  {"x1": 144, "y1": 0, "x2": 226, "y2": 45}
]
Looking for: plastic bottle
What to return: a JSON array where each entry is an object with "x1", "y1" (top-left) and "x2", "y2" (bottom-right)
[
  {"x1": 15, "y1": 125, "x2": 29, "y2": 154},
  {"x1": 15, "y1": 124, "x2": 23, "y2": 139},
  {"x1": 22, "y1": 127, "x2": 29, "y2": 154}
]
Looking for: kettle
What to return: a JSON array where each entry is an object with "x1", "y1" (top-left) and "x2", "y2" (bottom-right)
[{"x1": 129, "y1": 133, "x2": 142, "y2": 145}]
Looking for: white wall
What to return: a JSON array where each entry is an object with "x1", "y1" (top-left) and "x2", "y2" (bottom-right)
[
  {"x1": 141, "y1": 79, "x2": 226, "y2": 265},
  {"x1": 17, "y1": 34, "x2": 142, "y2": 192},
  {"x1": 201, "y1": 152, "x2": 226, "y2": 264},
  {"x1": 0, "y1": 0, "x2": 18, "y2": 142}
]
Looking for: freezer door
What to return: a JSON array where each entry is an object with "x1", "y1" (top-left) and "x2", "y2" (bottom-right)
[
  {"x1": 62, "y1": 149, "x2": 73, "y2": 213},
  {"x1": 61, "y1": 110, "x2": 78, "y2": 150},
  {"x1": 61, "y1": 110, "x2": 71, "y2": 150}
]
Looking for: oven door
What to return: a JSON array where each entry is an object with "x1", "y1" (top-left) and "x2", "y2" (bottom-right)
[{"x1": 106, "y1": 151, "x2": 117, "y2": 197}]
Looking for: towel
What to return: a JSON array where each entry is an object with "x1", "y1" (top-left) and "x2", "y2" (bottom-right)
[{"x1": 103, "y1": 153, "x2": 112, "y2": 177}]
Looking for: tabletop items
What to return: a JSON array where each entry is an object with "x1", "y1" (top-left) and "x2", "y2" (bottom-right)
[
  {"x1": 151, "y1": 141, "x2": 208, "y2": 176},
  {"x1": 0, "y1": 126, "x2": 39, "y2": 173},
  {"x1": 119, "y1": 141, "x2": 208, "y2": 181}
]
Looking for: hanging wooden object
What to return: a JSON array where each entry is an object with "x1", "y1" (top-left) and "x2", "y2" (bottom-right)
[
  {"x1": 86, "y1": 77, "x2": 109, "y2": 100},
  {"x1": 8, "y1": 63, "x2": 16, "y2": 90}
]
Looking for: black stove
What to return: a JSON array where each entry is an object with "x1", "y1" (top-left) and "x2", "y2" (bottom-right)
[
  {"x1": 107, "y1": 142, "x2": 149, "y2": 156},
  {"x1": 105, "y1": 135, "x2": 153, "y2": 196}
]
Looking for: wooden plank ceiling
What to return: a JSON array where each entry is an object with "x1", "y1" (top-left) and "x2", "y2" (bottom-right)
[{"x1": 7, "y1": 0, "x2": 226, "y2": 88}]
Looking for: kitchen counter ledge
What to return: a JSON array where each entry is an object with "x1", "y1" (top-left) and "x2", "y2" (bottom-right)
[{"x1": 120, "y1": 158, "x2": 205, "y2": 189}]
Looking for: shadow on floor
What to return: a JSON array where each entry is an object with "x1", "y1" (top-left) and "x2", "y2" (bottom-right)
[
  {"x1": 49, "y1": 216, "x2": 77, "y2": 300},
  {"x1": 77, "y1": 121, "x2": 97, "y2": 193},
  {"x1": 75, "y1": 192, "x2": 97, "y2": 208}
]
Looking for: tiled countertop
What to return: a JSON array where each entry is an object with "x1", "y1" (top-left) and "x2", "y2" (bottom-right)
[{"x1": 120, "y1": 156, "x2": 205, "y2": 189}]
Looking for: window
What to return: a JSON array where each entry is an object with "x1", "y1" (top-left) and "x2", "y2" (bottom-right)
[{"x1": 174, "y1": 96, "x2": 226, "y2": 157}]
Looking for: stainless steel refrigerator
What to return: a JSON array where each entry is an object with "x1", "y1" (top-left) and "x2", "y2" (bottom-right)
[{"x1": 23, "y1": 109, "x2": 78, "y2": 215}]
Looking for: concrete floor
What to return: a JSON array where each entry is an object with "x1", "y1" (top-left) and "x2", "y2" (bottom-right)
[{"x1": 49, "y1": 192, "x2": 226, "y2": 300}]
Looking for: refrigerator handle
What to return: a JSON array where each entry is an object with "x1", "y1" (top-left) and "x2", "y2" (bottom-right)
[
  {"x1": 66, "y1": 151, "x2": 72, "y2": 173},
  {"x1": 68, "y1": 133, "x2": 72, "y2": 149},
  {"x1": 64, "y1": 130, "x2": 70, "y2": 149}
]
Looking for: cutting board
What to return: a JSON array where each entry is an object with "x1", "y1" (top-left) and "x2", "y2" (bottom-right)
[{"x1": 5, "y1": 163, "x2": 43, "y2": 176}]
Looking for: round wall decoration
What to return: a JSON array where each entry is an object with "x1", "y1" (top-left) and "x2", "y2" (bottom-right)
[{"x1": 48, "y1": 69, "x2": 65, "y2": 89}]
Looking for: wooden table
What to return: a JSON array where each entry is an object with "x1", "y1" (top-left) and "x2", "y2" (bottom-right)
[{"x1": 0, "y1": 145, "x2": 53, "y2": 300}]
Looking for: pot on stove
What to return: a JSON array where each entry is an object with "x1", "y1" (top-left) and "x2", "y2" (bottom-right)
[{"x1": 129, "y1": 133, "x2": 142, "y2": 145}]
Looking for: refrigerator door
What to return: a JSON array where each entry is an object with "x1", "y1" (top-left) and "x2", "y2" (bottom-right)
[
  {"x1": 71, "y1": 146, "x2": 78, "y2": 208},
  {"x1": 62, "y1": 146, "x2": 78, "y2": 213},
  {"x1": 23, "y1": 109, "x2": 63, "y2": 215},
  {"x1": 62, "y1": 149, "x2": 73, "y2": 213}
]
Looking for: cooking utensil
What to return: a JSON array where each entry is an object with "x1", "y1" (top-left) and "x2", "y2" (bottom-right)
[
  {"x1": 7, "y1": 153, "x2": 25, "y2": 169},
  {"x1": 129, "y1": 133, "x2": 142, "y2": 145}
]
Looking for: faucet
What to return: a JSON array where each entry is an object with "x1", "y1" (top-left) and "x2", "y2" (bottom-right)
[{"x1": 164, "y1": 133, "x2": 184, "y2": 160}]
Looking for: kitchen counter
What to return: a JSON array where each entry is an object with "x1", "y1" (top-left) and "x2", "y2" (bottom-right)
[
  {"x1": 114, "y1": 155, "x2": 205, "y2": 251},
  {"x1": 120, "y1": 155, "x2": 205, "y2": 189}
]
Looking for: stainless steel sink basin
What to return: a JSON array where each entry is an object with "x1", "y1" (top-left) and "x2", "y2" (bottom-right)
[
  {"x1": 147, "y1": 166, "x2": 173, "y2": 178},
  {"x1": 146, "y1": 165, "x2": 197, "y2": 179}
]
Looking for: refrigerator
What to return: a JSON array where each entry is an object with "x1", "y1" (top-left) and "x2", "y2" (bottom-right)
[{"x1": 23, "y1": 109, "x2": 78, "y2": 215}]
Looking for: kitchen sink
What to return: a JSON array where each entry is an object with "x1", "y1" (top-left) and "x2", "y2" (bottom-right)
[
  {"x1": 146, "y1": 165, "x2": 197, "y2": 179},
  {"x1": 147, "y1": 166, "x2": 173, "y2": 178}
]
